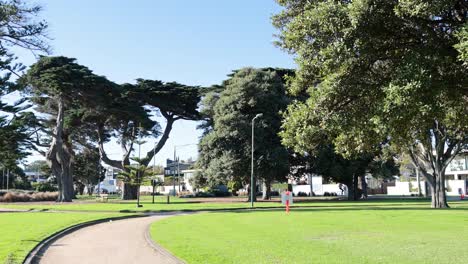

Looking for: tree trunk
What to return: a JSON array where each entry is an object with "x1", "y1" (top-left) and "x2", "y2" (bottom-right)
[
  {"x1": 262, "y1": 180, "x2": 271, "y2": 200},
  {"x1": 122, "y1": 183, "x2": 138, "y2": 200},
  {"x1": 309, "y1": 174, "x2": 314, "y2": 196},
  {"x1": 87, "y1": 184, "x2": 94, "y2": 195},
  {"x1": 76, "y1": 182, "x2": 85, "y2": 195},
  {"x1": 416, "y1": 168, "x2": 422, "y2": 197},
  {"x1": 343, "y1": 180, "x2": 354, "y2": 201},
  {"x1": 46, "y1": 98, "x2": 74, "y2": 202},
  {"x1": 247, "y1": 183, "x2": 257, "y2": 202},
  {"x1": 58, "y1": 161, "x2": 74, "y2": 202},
  {"x1": 429, "y1": 172, "x2": 449, "y2": 208},
  {"x1": 407, "y1": 123, "x2": 458, "y2": 209},
  {"x1": 360, "y1": 174, "x2": 367, "y2": 198},
  {"x1": 353, "y1": 173, "x2": 359, "y2": 200}
]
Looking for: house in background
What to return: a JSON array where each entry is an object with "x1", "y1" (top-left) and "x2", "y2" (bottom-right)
[
  {"x1": 147, "y1": 159, "x2": 197, "y2": 195},
  {"x1": 94, "y1": 166, "x2": 119, "y2": 194},
  {"x1": 446, "y1": 153, "x2": 468, "y2": 180},
  {"x1": 387, "y1": 153, "x2": 468, "y2": 196},
  {"x1": 287, "y1": 175, "x2": 347, "y2": 196},
  {"x1": 164, "y1": 159, "x2": 195, "y2": 177},
  {"x1": 24, "y1": 171, "x2": 48, "y2": 183}
]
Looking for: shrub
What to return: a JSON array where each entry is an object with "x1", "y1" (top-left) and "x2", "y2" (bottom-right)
[
  {"x1": 0, "y1": 191, "x2": 58, "y2": 202},
  {"x1": 270, "y1": 191, "x2": 280, "y2": 196},
  {"x1": 213, "y1": 190, "x2": 231, "y2": 197},
  {"x1": 32, "y1": 182, "x2": 58, "y2": 192},
  {"x1": 13, "y1": 179, "x2": 32, "y2": 190},
  {"x1": 1, "y1": 192, "x2": 30, "y2": 202},
  {"x1": 31, "y1": 192, "x2": 58, "y2": 201},
  {"x1": 208, "y1": 186, "x2": 231, "y2": 197},
  {"x1": 297, "y1": 191, "x2": 309, "y2": 197},
  {"x1": 195, "y1": 192, "x2": 215, "y2": 198}
]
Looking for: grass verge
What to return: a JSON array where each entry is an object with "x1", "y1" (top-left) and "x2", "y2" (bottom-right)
[
  {"x1": 2, "y1": 196, "x2": 466, "y2": 213},
  {"x1": 150, "y1": 203, "x2": 468, "y2": 264},
  {"x1": 0, "y1": 212, "x2": 125, "y2": 263}
]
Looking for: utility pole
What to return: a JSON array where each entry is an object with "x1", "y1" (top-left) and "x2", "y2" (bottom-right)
[{"x1": 251, "y1": 113, "x2": 263, "y2": 208}]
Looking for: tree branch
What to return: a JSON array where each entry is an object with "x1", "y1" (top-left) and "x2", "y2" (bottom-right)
[
  {"x1": 143, "y1": 114, "x2": 175, "y2": 166},
  {"x1": 97, "y1": 125, "x2": 122, "y2": 170}
]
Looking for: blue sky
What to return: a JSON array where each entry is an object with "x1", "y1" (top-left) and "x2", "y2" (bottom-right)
[{"x1": 16, "y1": 0, "x2": 295, "y2": 166}]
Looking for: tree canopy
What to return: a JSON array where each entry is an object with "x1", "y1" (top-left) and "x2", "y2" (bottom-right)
[
  {"x1": 197, "y1": 68, "x2": 291, "y2": 199},
  {"x1": 273, "y1": 0, "x2": 467, "y2": 208},
  {"x1": 22, "y1": 56, "x2": 115, "y2": 201}
]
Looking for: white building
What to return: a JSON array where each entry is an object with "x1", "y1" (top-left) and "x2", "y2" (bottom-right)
[
  {"x1": 446, "y1": 154, "x2": 468, "y2": 180},
  {"x1": 388, "y1": 153, "x2": 468, "y2": 196},
  {"x1": 94, "y1": 166, "x2": 119, "y2": 194},
  {"x1": 144, "y1": 169, "x2": 199, "y2": 195},
  {"x1": 289, "y1": 175, "x2": 347, "y2": 196}
]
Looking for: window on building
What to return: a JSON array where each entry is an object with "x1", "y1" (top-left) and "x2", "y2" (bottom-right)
[{"x1": 449, "y1": 157, "x2": 466, "y2": 171}]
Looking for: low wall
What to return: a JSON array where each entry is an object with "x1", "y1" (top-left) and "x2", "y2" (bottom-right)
[{"x1": 387, "y1": 180, "x2": 465, "y2": 196}]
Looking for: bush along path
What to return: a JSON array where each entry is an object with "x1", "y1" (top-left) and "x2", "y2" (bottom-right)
[{"x1": 36, "y1": 212, "x2": 187, "y2": 264}]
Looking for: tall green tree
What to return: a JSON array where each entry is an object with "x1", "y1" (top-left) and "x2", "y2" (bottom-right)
[
  {"x1": 96, "y1": 79, "x2": 201, "y2": 199},
  {"x1": 0, "y1": 0, "x2": 48, "y2": 177},
  {"x1": 73, "y1": 148, "x2": 105, "y2": 195},
  {"x1": 0, "y1": 0, "x2": 49, "y2": 94},
  {"x1": 197, "y1": 68, "x2": 290, "y2": 200},
  {"x1": 273, "y1": 0, "x2": 467, "y2": 208},
  {"x1": 22, "y1": 56, "x2": 114, "y2": 202}
]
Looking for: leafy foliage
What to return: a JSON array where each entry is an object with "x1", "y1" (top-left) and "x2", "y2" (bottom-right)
[
  {"x1": 118, "y1": 157, "x2": 155, "y2": 186},
  {"x1": 273, "y1": 0, "x2": 467, "y2": 208},
  {"x1": 74, "y1": 148, "x2": 105, "y2": 194},
  {"x1": 197, "y1": 68, "x2": 290, "y2": 197},
  {"x1": 0, "y1": 0, "x2": 48, "y2": 174},
  {"x1": 22, "y1": 56, "x2": 116, "y2": 201}
]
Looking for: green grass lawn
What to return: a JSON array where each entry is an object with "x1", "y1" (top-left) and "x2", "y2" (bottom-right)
[
  {"x1": 150, "y1": 203, "x2": 468, "y2": 264},
  {"x1": 0, "y1": 212, "x2": 124, "y2": 263},
  {"x1": 2, "y1": 196, "x2": 462, "y2": 213}
]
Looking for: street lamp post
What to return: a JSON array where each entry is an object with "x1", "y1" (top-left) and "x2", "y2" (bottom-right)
[
  {"x1": 172, "y1": 144, "x2": 197, "y2": 197},
  {"x1": 251, "y1": 113, "x2": 263, "y2": 208}
]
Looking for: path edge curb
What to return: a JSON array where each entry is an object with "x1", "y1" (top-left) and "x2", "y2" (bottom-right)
[
  {"x1": 22, "y1": 214, "x2": 147, "y2": 264},
  {"x1": 144, "y1": 215, "x2": 187, "y2": 264}
]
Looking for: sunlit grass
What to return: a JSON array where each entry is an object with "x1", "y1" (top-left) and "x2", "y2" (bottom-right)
[
  {"x1": 0, "y1": 212, "x2": 124, "y2": 263},
  {"x1": 151, "y1": 202, "x2": 468, "y2": 264}
]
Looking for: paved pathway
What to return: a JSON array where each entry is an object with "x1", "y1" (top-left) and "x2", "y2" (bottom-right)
[{"x1": 37, "y1": 213, "x2": 185, "y2": 264}]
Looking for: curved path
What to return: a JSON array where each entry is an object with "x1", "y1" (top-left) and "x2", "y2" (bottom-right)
[{"x1": 36, "y1": 213, "x2": 186, "y2": 264}]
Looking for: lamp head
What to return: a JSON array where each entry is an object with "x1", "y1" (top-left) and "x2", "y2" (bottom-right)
[{"x1": 254, "y1": 113, "x2": 263, "y2": 119}]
